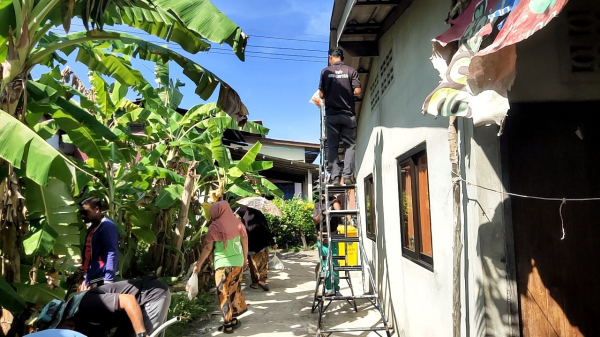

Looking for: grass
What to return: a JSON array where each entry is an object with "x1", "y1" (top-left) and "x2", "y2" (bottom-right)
[{"x1": 165, "y1": 291, "x2": 215, "y2": 337}]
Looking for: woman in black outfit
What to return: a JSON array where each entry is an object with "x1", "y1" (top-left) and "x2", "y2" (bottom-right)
[{"x1": 241, "y1": 208, "x2": 276, "y2": 291}]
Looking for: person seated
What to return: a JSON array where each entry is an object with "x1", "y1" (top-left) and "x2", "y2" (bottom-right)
[
  {"x1": 36, "y1": 277, "x2": 171, "y2": 337},
  {"x1": 312, "y1": 194, "x2": 342, "y2": 296}
]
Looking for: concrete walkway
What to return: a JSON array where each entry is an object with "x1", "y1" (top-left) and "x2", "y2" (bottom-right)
[{"x1": 189, "y1": 250, "x2": 389, "y2": 337}]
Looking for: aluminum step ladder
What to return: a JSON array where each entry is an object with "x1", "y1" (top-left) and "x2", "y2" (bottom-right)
[{"x1": 311, "y1": 105, "x2": 392, "y2": 337}]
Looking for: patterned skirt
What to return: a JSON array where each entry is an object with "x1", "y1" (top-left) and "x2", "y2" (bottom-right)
[
  {"x1": 248, "y1": 249, "x2": 269, "y2": 284},
  {"x1": 214, "y1": 266, "x2": 248, "y2": 323}
]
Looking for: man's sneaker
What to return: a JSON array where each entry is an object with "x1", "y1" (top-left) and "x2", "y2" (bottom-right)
[{"x1": 331, "y1": 177, "x2": 341, "y2": 186}]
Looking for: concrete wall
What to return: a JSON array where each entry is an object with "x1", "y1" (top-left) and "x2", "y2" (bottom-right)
[
  {"x1": 460, "y1": 0, "x2": 600, "y2": 335},
  {"x1": 461, "y1": 120, "x2": 520, "y2": 337},
  {"x1": 510, "y1": 3, "x2": 600, "y2": 103},
  {"x1": 354, "y1": 0, "x2": 456, "y2": 335}
]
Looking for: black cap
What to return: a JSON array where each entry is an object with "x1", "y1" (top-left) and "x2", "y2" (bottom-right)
[{"x1": 328, "y1": 48, "x2": 344, "y2": 61}]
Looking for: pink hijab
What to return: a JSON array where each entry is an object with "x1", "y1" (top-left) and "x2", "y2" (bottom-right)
[{"x1": 204, "y1": 201, "x2": 247, "y2": 251}]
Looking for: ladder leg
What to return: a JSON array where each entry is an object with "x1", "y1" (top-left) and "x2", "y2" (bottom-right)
[
  {"x1": 345, "y1": 270, "x2": 358, "y2": 312},
  {"x1": 311, "y1": 274, "x2": 323, "y2": 313}
]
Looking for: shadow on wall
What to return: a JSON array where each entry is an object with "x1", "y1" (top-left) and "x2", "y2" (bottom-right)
[
  {"x1": 371, "y1": 131, "x2": 400, "y2": 334},
  {"x1": 474, "y1": 201, "x2": 520, "y2": 336}
]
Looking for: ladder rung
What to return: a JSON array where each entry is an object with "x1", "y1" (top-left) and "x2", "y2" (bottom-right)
[
  {"x1": 325, "y1": 183, "x2": 356, "y2": 191},
  {"x1": 327, "y1": 209, "x2": 358, "y2": 216},
  {"x1": 331, "y1": 255, "x2": 346, "y2": 260},
  {"x1": 318, "y1": 276, "x2": 351, "y2": 281},
  {"x1": 330, "y1": 236, "x2": 360, "y2": 243},
  {"x1": 334, "y1": 266, "x2": 362, "y2": 272},
  {"x1": 321, "y1": 294, "x2": 377, "y2": 301},
  {"x1": 320, "y1": 326, "x2": 389, "y2": 333}
]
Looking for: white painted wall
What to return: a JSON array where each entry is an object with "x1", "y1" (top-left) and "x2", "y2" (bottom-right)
[
  {"x1": 355, "y1": 0, "x2": 456, "y2": 335},
  {"x1": 238, "y1": 143, "x2": 306, "y2": 162},
  {"x1": 353, "y1": 0, "x2": 600, "y2": 336}
]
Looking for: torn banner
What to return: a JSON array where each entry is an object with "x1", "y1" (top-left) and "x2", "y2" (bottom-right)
[{"x1": 423, "y1": 0, "x2": 569, "y2": 127}]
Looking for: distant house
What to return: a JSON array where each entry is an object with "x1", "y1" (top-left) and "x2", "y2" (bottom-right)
[
  {"x1": 329, "y1": 0, "x2": 600, "y2": 336},
  {"x1": 225, "y1": 125, "x2": 319, "y2": 200}
]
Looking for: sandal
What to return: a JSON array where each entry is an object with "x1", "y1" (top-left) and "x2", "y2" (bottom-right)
[
  {"x1": 258, "y1": 282, "x2": 269, "y2": 291},
  {"x1": 249, "y1": 283, "x2": 259, "y2": 289},
  {"x1": 218, "y1": 319, "x2": 241, "y2": 334}
]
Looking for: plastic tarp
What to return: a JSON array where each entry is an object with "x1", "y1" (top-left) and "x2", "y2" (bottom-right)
[{"x1": 423, "y1": 0, "x2": 569, "y2": 128}]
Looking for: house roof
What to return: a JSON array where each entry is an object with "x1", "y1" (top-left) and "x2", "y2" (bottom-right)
[
  {"x1": 229, "y1": 147, "x2": 319, "y2": 183},
  {"x1": 330, "y1": 0, "x2": 414, "y2": 118},
  {"x1": 242, "y1": 135, "x2": 320, "y2": 164}
]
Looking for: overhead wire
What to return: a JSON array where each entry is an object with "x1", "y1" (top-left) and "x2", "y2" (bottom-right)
[
  {"x1": 62, "y1": 24, "x2": 327, "y2": 62},
  {"x1": 244, "y1": 27, "x2": 329, "y2": 37},
  {"x1": 249, "y1": 34, "x2": 328, "y2": 44}
]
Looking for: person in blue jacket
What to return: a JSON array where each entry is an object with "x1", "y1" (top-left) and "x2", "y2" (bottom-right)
[{"x1": 77, "y1": 197, "x2": 119, "y2": 290}]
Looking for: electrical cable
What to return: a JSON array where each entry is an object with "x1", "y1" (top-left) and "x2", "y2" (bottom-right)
[
  {"x1": 250, "y1": 34, "x2": 328, "y2": 44},
  {"x1": 56, "y1": 25, "x2": 326, "y2": 62},
  {"x1": 454, "y1": 173, "x2": 600, "y2": 241}
]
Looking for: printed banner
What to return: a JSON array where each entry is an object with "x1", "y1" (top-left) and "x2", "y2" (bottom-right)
[{"x1": 423, "y1": 0, "x2": 569, "y2": 127}]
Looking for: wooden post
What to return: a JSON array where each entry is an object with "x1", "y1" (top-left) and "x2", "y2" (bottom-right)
[
  {"x1": 172, "y1": 161, "x2": 199, "y2": 275},
  {"x1": 449, "y1": 116, "x2": 463, "y2": 337},
  {"x1": 307, "y1": 169, "x2": 313, "y2": 201}
]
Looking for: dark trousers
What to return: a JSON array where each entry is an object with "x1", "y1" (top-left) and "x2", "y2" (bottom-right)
[{"x1": 326, "y1": 114, "x2": 357, "y2": 180}]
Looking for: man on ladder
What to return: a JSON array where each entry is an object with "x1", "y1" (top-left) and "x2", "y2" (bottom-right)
[
  {"x1": 312, "y1": 48, "x2": 391, "y2": 336},
  {"x1": 318, "y1": 48, "x2": 361, "y2": 185}
]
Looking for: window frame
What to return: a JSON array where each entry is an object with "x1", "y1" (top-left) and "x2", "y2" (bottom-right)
[
  {"x1": 397, "y1": 144, "x2": 434, "y2": 270},
  {"x1": 364, "y1": 174, "x2": 376, "y2": 241}
]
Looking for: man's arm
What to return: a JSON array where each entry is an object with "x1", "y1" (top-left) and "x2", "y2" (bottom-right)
[
  {"x1": 118, "y1": 294, "x2": 146, "y2": 335},
  {"x1": 351, "y1": 69, "x2": 361, "y2": 96},
  {"x1": 101, "y1": 224, "x2": 119, "y2": 283},
  {"x1": 319, "y1": 68, "x2": 326, "y2": 99}
]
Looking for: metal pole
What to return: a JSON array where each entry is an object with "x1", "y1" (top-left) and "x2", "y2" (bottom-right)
[{"x1": 308, "y1": 169, "x2": 313, "y2": 201}]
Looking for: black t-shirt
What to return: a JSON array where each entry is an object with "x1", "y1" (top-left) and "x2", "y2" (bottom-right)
[
  {"x1": 319, "y1": 61, "x2": 361, "y2": 115},
  {"x1": 313, "y1": 199, "x2": 340, "y2": 234},
  {"x1": 74, "y1": 278, "x2": 168, "y2": 336}
]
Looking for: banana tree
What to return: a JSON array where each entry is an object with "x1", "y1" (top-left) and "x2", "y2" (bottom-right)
[{"x1": 0, "y1": 0, "x2": 248, "y2": 288}]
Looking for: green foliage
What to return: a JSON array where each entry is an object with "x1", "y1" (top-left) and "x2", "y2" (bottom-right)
[
  {"x1": 265, "y1": 196, "x2": 316, "y2": 249},
  {"x1": 0, "y1": 0, "x2": 275, "y2": 322},
  {"x1": 165, "y1": 291, "x2": 213, "y2": 337},
  {"x1": 0, "y1": 276, "x2": 26, "y2": 314}
]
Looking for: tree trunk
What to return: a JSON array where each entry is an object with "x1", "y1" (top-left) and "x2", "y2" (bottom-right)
[
  {"x1": 300, "y1": 231, "x2": 307, "y2": 250},
  {"x1": 449, "y1": 117, "x2": 463, "y2": 337},
  {"x1": 1, "y1": 222, "x2": 20, "y2": 283},
  {"x1": 1, "y1": 168, "x2": 21, "y2": 283},
  {"x1": 171, "y1": 161, "x2": 198, "y2": 275}
]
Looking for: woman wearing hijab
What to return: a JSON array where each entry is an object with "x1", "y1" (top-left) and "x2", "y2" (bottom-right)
[
  {"x1": 241, "y1": 208, "x2": 277, "y2": 291},
  {"x1": 193, "y1": 201, "x2": 248, "y2": 334}
]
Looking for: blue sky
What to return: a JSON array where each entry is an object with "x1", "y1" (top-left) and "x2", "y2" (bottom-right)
[{"x1": 31, "y1": 0, "x2": 333, "y2": 144}]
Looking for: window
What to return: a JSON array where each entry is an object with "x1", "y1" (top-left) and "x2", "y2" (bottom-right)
[
  {"x1": 397, "y1": 146, "x2": 433, "y2": 268},
  {"x1": 364, "y1": 175, "x2": 376, "y2": 241}
]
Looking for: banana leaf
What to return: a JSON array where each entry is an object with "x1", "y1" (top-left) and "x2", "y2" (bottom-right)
[
  {"x1": 0, "y1": 276, "x2": 26, "y2": 314},
  {"x1": 0, "y1": 109, "x2": 77, "y2": 186}
]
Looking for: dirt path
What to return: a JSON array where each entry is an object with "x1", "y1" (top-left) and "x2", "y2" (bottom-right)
[{"x1": 187, "y1": 250, "x2": 388, "y2": 337}]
